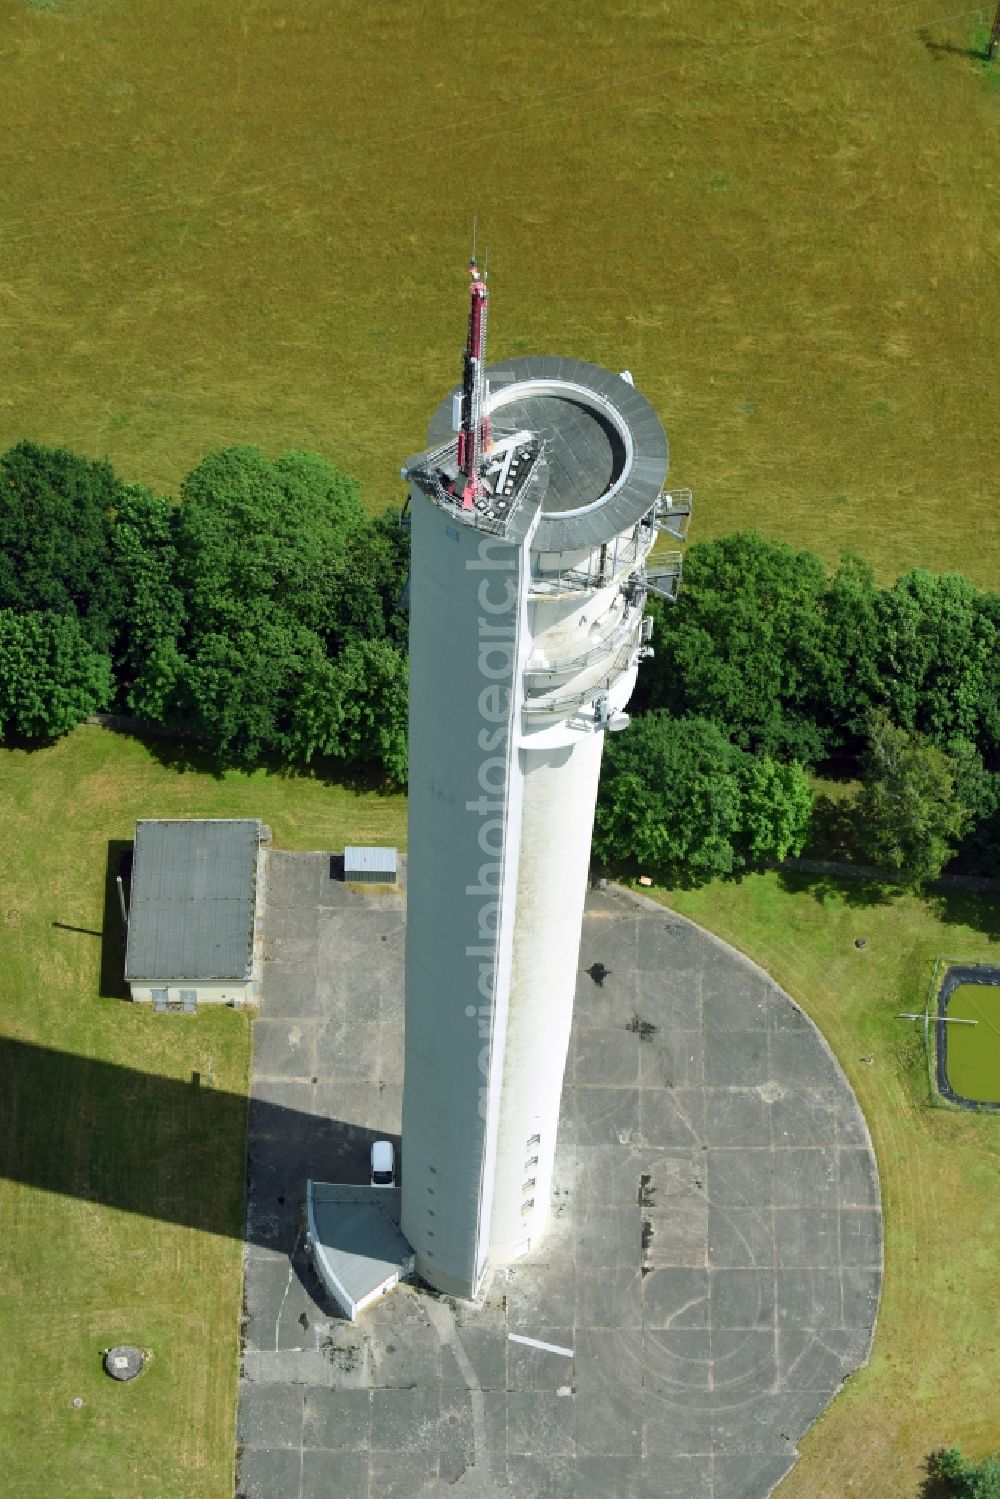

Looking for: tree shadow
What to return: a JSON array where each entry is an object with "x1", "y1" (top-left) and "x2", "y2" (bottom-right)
[
  {"x1": 95, "y1": 719, "x2": 406, "y2": 796},
  {"x1": 96, "y1": 718, "x2": 234, "y2": 780},
  {"x1": 803, "y1": 793, "x2": 860, "y2": 862},
  {"x1": 917, "y1": 1449, "x2": 954, "y2": 1498},
  {"x1": 774, "y1": 868, "x2": 898, "y2": 909},
  {"x1": 929, "y1": 886, "x2": 1000, "y2": 943}
]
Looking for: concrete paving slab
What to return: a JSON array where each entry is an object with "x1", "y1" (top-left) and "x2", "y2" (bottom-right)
[
  {"x1": 775, "y1": 1267, "x2": 842, "y2": 1328},
  {"x1": 710, "y1": 1329, "x2": 779, "y2": 1396},
  {"x1": 573, "y1": 1387, "x2": 643, "y2": 1455},
  {"x1": 837, "y1": 1147, "x2": 881, "y2": 1207},
  {"x1": 369, "y1": 1451, "x2": 441, "y2": 1497},
  {"x1": 702, "y1": 970, "x2": 770, "y2": 1031},
  {"x1": 507, "y1": 1390, "x2": 575, "y2": 1455},
  {"x1": 773, "y1": 1146, "x2": 839, "y2": 1208},
  {"x1": 237, "y1": 1380, "x2": 304, "y2": 1448},
  {"x1": 571, "y1": 1084, "x2": 640, "y2": 1146},
  {"x1": 639, "y1": 1026, "x2": 704, "y2": 1088},
  {"x1": 573, "y1": 1026, "x2": 640, "y2": 1086},
  {"x1": 505, "y1": 1327, "x2": 575, "y2": 1393},
  {"x1": 774, "y1": 1207, "x2": 841, "y2": 1266},
  {"x1": 705, "y1": 1030, "x2": 770, "y2": 1086},
  {"x1": 640, "y1": 1085, "x2": 704, "y2": 1147},
  {"x1": 570, "y1": 965, "x2": 640, "y2": 1030},
  {"x1": 505, "y1": 1262, "x2": 577, "y2": 1331},
  {"x1": 637, "y1": 964, "x2": 703, "y2": 1029},
  {"x1": 642, "y1": 1266, "x2": 711, "y2": 1328},
  {"x1": 300, "y1": 1449, "x2": 369, "y2": 1499},
  {"x1": 708, "y1": 1206, "x2": 776, "y2": 1268},
  {"x1": 237, "y1": 1446, "x2": 303, "y2": 1499},
  {"x1": 839, "y1": 1207, "x2": 882, "y2": 1265},
  {"x1": 643, "y1": 1397, "x2": 714, "y2": 1454},
  {"x1": 710, "y1": 1268, "x2": 776, "y2": 1329},
  {"x1": 771, "y1": 1086, "x2": 838, "y2": 1146},
  {"x1": 506, "y1": 1453, "x2": 578, "y2": 1497},
  {"x1": 713, "y1": 1454, "x2": 795, "y2": 1499},
  {"x1": 771, "y1": 1030, "x2": 842, "y2": 1088},
  {"x1": 574, "y1": 1265, "x2": 643, "y2": 1328},
  {"x1": 575, "y1": 1203, "x2": 641, "y2": 1266},
  {"x1": 709, "y1": 1148, "x2": 774, "y2": 1208},
  {"x1": 641, "y1": 1200, "x2": 709, "y2": 1267},
  {"x1": 777, "y1": 1327, "x2": 872, "y2": 1387},
  {"x1": 841, "y1": 1267, "x2": 882, "y2": 1327},
  {"x1": 702, "y1": 1088, "x2": 772, "y2": 1148},
  {"x1": 644, "y1": 1327, "x2": 713, "y2": 1395},
  {"x1": 370, "y1": 1386, "x2": 441, "y2": 1450},
  {"x1": 440, "y1": 1328, "x2": 508, "y2": 1390},
  {"x1": 639, "y1": 1453, "x2": 713, "y2": 1495},
  {"x1": 237, "y1": 866, "x2": 881, "y2": 1498},
  {"x1": 573, "y1": 1327, "x2": 644, "y2": 1392},
  {"x1": 302, "y1": 1388, "x2": 371, "y2": 1449}
]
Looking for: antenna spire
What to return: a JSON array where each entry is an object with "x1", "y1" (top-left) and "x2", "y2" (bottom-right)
[{"x1": 455, "y1": 231, "x2": 491, "y2": 508}]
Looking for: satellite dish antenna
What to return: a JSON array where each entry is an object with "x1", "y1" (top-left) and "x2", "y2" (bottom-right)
[{"x1": 608, "y1": 711, "x2": 630, "y2": 732}]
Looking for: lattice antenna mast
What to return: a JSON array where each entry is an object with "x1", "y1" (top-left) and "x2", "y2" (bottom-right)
[{"x1": 456, "y1": 223, "x2": 492, "y2": 509}]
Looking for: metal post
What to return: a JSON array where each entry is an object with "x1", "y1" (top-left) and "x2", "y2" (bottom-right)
[{"x1": 116, "y1": 875, "x2": 128, "y2": 931}]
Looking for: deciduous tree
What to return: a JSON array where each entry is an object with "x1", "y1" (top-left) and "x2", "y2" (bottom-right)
[
  {"x1": 874, "y1": 569, "x2": 1000, "y2": 754},
  {"x1": 176, "y1": 447, "x2": 394, "y2": 649},
  {"x1": 594, "y1": 712, "x2": 812, "y2": 885},
  {"x1": 0, "y1": 609, "x2": 112, "y2": 740},
  {"x1": 642, "y1": 531, "x2": 835, "y2": 764},
  {"x1": 0, "y1": 440, "x2": 126, "y2": 651},
  {"x1": 853, "y1": 711, "x2": 969, "y2": 885}
]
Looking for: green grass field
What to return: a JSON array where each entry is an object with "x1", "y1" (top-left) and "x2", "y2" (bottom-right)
[
  {"x1": 653, "y1": 872, "x2": 1000, "y2": 1496},
  {"x1": 0, "y1": 0, "x2": 998, "y2": 586},
  {"x1": 945, "y1": 981, "x2": 1000, "y2": 1103},
  {"x1": 0, "y1": 727, "x2": 405, "y2": 1498}
]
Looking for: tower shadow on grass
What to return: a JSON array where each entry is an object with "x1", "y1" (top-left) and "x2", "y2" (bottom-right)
[{"x1": 0, "y1": 1035, "x2": 398, "y2": 1251}]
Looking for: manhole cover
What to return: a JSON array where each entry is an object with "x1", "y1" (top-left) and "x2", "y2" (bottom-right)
[{"x1": 103, "y1": 1345, "x2": 144, "y2": 1381}]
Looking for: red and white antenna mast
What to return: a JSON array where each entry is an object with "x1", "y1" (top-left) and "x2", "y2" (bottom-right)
[{"x1": 455, "y1": 223, "x2": 491, "y2": 509}]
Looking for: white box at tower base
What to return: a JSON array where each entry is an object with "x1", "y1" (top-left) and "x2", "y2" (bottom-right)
[{"x1": 401, "y1": 269, "x2": 682, "y2": 1301}]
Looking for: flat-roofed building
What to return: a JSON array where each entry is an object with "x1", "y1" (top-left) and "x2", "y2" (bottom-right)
[
  {"x1": 344, "y1": 845, "x2": 398, "y2": 886},
  {"x1": 125, "y1": 818, "x2": 267, "y2": 1008}
]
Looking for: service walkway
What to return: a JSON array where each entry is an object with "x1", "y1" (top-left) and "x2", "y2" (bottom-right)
[{"x1": 236, "y1": 856, "x2": 881, "y2": 1499}]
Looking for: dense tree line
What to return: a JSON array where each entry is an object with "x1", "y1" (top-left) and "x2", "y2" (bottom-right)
[
  {"x1": 0, "y1": 440, "x2": 408, "y2": 778},
  {"x1": 1, "y1": 441, "x2": 997, "y2": 883},
  {"x1": 617, "y1": 529, "x2": 1000, "y2": 884}
]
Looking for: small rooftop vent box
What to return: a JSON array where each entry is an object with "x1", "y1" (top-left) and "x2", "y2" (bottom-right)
[{"x1": 344, "y1": 846, "x2": 398, "y2": 886}]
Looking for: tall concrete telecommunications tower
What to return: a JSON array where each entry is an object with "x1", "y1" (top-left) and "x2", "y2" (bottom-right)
[{"x1": 401, "y1": 254, "x2": 690, "y2": 1300}]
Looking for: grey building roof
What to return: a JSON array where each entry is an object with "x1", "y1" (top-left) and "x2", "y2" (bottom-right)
[
  {"x1": 424, "y1": 355, "x2": 668, "y2": 551},
  {"x1": 124, "y1": 819, "x2": 261, "y2": 982},
  {"x1": 344, "y1": 846, "x2": 398, "y2": 876},
  {"x1": 307, "y1": 1183, "x2": 413, "y2": 1318}
]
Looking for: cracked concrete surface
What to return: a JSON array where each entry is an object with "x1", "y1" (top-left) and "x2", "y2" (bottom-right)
[{"x1": 236, "y1": 854, "x2": 881, "y2": 1499}]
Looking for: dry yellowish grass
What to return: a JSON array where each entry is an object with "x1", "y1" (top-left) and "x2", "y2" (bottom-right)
[{"x1": 0, "y1": 0, "x2": 998, "y2": 585}]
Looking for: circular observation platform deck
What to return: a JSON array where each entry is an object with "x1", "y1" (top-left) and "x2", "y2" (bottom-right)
[{"x1": 426, "y1": 355, "x2": 668, "y2": 552}]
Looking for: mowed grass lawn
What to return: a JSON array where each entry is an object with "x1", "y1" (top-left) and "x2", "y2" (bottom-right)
[
  {"x1": 653, "y1": 872, "x2": 1000, "y2": 1497},
  {"x1": 0, "y1": 0, "x2": 998, "y2": 586},
  {"x1": 0, "y1": 727, "x2": 406, "y2": 1498}
]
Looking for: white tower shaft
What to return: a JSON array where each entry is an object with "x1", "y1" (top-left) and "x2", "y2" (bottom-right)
[{"x1": 401, "y1": 271, "x2": 677, "y2": 1301}]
